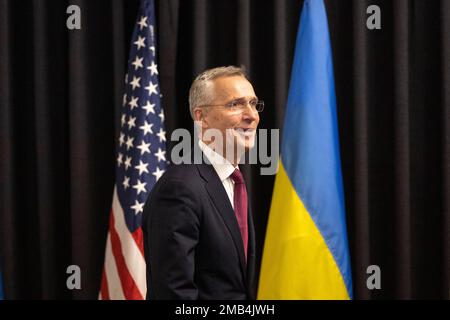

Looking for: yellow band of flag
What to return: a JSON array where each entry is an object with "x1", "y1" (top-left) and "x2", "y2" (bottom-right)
[{"x1": 258, "y1": 162, "x2": 349, "y2": 300}]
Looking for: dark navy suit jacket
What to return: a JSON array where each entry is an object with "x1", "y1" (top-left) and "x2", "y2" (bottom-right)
[{"x1": 142, "y1": 151, "x2": 256, "y2": 300}]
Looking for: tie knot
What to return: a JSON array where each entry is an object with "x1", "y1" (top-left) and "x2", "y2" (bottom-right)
[{"x1": 230, "y1": 169, "x2": 244, "y2": 184}]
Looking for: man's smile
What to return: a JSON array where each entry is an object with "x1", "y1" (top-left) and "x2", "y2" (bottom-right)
[{"x1": 234, "y1": 128, "x2": 256, "y2": 137}]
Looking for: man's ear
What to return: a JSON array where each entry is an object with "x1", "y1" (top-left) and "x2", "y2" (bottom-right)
[{"x1": 194, "y1": 107, "x2": 208, "y2": 126}]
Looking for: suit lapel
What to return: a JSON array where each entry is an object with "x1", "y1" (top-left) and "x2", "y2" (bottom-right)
[{"x1": 196, "y1": 163, "x2": 247, "y2": 279}]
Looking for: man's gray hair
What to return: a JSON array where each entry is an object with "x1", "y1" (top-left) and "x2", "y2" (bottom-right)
[{"x1": 188, "y1": 66, "x2": 247, "y2": 119}]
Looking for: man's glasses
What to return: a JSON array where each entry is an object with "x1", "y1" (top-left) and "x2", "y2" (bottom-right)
[{"x1": 199, "y1": 98, "x2": 264, "y2": 113}]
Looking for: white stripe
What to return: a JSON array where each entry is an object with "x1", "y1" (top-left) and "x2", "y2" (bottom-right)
[
  {"x1": 104, "y1": 232, "x2": 126, "y2": 300},
  {"x1": 112, "y1": 186, "x2": 147, "y2": 298}
]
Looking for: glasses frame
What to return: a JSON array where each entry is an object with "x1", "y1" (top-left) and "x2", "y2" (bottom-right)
[{"x1": 197, "y1": 98, "x2": 264, "y2": 113}]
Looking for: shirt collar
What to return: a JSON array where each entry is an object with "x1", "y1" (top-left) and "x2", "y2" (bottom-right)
[{"x1": 198, "y1": 140, "x2": 237, "y2": 182}]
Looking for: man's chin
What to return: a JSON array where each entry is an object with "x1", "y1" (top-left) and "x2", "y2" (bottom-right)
[{"x1": 237, "y1": 136, "x2": 256, "y2": 152}]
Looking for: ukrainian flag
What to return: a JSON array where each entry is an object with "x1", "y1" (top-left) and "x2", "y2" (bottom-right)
[{"x1": 258, "y1": 0, "x2": 353, "y2": 299}]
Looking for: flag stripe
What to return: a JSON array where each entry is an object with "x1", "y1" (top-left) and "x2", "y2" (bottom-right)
[
  {"x1": 258, "y1": 162, "x2": 349, "y2": 299},
  {"x1": 109, "y1": 211, "x2": 144, "y2": 300},
  {"x1": 258, "y1": 0, "x2": 352, "y2": 299},
  {"x1": 111, "y1": 188, "x2": 147, "y2": 295},
  {"x1": 100, "y1": 267, "x2": 110, "y2": 300},
  {"x1": 280, "y1": 0, "x2": 352, "y2": 296},
  {"x1": 104, "y1": 233, "x2": 126, "y2": 300},
  {"x1": 131, "y1": 227, "x2": 145, "y2": 258},
  {"x1": 280, "y1": 1, "x2": 352, "y2": 295}
]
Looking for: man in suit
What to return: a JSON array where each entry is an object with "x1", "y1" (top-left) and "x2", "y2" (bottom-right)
[{"x1": 142, "y1": 66, "x2": 263, "y2": 299}]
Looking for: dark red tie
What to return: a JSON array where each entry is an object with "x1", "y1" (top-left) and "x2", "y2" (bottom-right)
[{"x1": 230, "y1": 169, "x2": 248, "y2": 261}]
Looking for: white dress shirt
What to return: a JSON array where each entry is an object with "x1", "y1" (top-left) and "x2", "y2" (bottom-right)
[{"x1": 198, "y1": 140, "x2": 238, "y2": 209}]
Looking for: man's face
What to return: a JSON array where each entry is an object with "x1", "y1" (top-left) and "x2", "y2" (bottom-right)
[{"x1": 195, "y1": 75, "x2": 260, "y2": 158}]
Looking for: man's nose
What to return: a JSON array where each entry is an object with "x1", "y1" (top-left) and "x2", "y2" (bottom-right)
[{"x1": 241, "y1": 104, "x2": 259, "y2": 120}]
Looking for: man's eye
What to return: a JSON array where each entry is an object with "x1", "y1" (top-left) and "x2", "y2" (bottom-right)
[
  {"x1": 249, "y1": 100, "x2": 258, "y2": 107},
  {"x1": 229, "y1": 101, "x2": 241, "y2": 108}
]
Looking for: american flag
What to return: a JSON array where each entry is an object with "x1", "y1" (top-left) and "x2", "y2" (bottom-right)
[{"x1": 100, "y1": 0, "x2": 167, "y2": 300}]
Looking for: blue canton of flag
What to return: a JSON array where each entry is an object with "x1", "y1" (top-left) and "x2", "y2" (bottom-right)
[
  {"x1": 100, "y1": 0, "x2": 167, "y2": 300},
  {"x1": 117, "y1": 0, "x2": 168, "y2": 232}
]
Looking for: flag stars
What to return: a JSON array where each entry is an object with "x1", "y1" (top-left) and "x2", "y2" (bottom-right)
[
  {"x1": 136, "y1": 140, "x2": 151, "y2": 155},
  {"x1": 137, "y1": 16, "x2": 148, "y2": 30},
  {"x1": 139, "y1": 120, "x2": 154, "y2": 136},
  {"x1": 131, "y1": 56, "x2": 144, "y2": 70},
  {"x1": 122, "y1": 176, "x2": 130, "y2": 190},
  {"x1": 119, "y1": 133, "x2": 125, "y2": 146},
  {"x1": 129, "y1": 76, "x2": 141, "y2": 90},
  {"x1": 135, "y1": 160, "x2": 149, "y2": 175},
  {"x1": 125, "y1": 136, "x2": 134, "y2": 150},
  {"x1": 116, "y1": 11, "x2": 168, "y2": 220},
  {"x1": 133, "y1": 179, "x2": 147, "y2": 195},
  {"x1": 127, "y1": 116, "x2": 137, "y2": 130},
  {"x1": 145, "y1": 81, "x2": 158, "y2": 97},
  {"x1": 142, "y1": 101, "x2": 155, "y2": 115},
  {"x1": 128, "y1": 96, "x2": 139, "y2": 110},
  {"x1": 157, "y1": 128, "x2": 166, "y2": 142},
  {"x1": 131, "y1": 200, "x2": 145, "y2": 215},
  {"x1": 133, "y1": 36, "x2": 146, "y2": 50},
  {"x1": 117, "y1": 152, "x2": 123, "y2": 166},
  {"x1": 147, "y1": 61, "x2": 158, "y2": 75},
  {"x1": 124, "y1": 156, "x2": 132, "y2": 170},
  {"x1": 154, "y1": 148, "x2": 166, "y2": 162},
  {"x1": 152, "y1": 167, "x2": 165, "y2": 181}
]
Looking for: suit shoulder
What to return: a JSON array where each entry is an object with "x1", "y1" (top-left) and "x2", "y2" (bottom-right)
[
  {"x1": 154, "y1": 163, "x2": 203, "y2": 193},
  {"x1": 144, "y1": 163, "x2": 202, "y2": 213},
  {"x1": 160, "y1": 163, "x2": 199, "y2": 181}
]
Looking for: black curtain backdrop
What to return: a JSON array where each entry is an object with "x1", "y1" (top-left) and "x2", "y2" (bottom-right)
[{"x1": 0, "y1": 0, "x2": 448, "y2": 299}]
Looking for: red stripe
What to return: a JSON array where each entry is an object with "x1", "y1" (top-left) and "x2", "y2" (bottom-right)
[
  {"x1": 131, "y1": 227, "x2": 145, "y2": 257},
  {"x1": 100, "y1": 267, "x2": 110, "y2": 300},
  {"x1": 109, "y1": 209, "x2": 144, "y2": 300}
]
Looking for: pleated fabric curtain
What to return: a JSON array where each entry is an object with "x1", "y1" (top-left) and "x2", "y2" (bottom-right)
[
  {"x1": 0, "y1": 0, "x2": 138, "y2": 299},
  {"x1": 0, "y1": 0, "x2": 448, "y2": 299}
]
